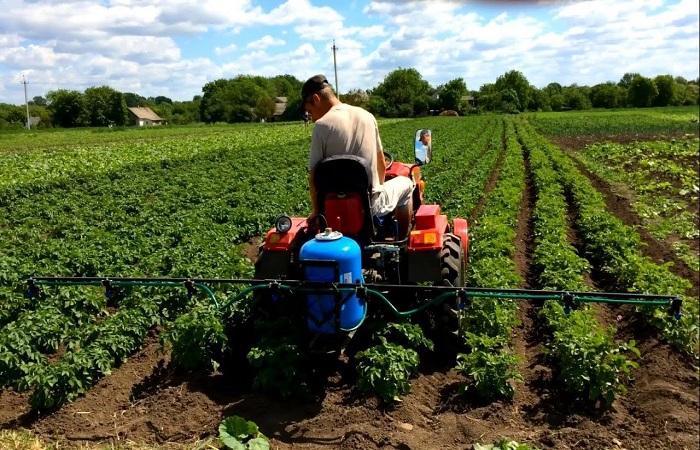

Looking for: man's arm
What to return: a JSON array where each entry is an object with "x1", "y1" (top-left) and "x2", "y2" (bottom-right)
[
  {"x1": 376, "y1": 146, "x2": 385, "y2": 184},
  {"x1": 374, "y1": 121, "x2": 385, "y2": 184},
  {"x1": 309, "y1": 168, "x2": 319, "y2": 216},
  {"x1": 308, "y1": 124, "x2": 324, "y2": 220}
]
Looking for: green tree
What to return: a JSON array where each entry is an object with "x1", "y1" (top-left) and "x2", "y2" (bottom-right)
[
  {"x1": 652, "y1": 75, "x2": 678, "y2": 106},
  {"x1": 476, "y1": 83, "x2": 500, "y2": 112},
  {"x1": 343, "y1": 89, "x2": 370, "y2": 109},
  {"x1": 678, "y1": 83, "x2": 700, "y2": 105},
  {"x1": 169, "y1": 99, "x2": 201, "y2": 124},
  {"x1": 500, "y1": 88, "x2": 520, "y2": 113},
  {"x1": 47, "y1": 89, "x2": 86, "y2": 127},
  {"x1": 495, "y1": 70, "x2": 530, "y2": 111},
  {"x1": 31, "y1": 96, "x2": 47, "y2": 106},
  {"x1": 627, "y1": 75, "x2": 658, "y2": 107},
  {"x1": 528, "y1": 87, "x2": 551, "y2": 111},
  {"x1": 0, "y1": 103, "x2": 26, "y2": 128},
  {"x1": 151, "y1": 96, "x2": 172, "y2": 105},
  {"x1": 437, "y1": 78, "x2": 468, "y2": 113},
  {"x1": 371, "y1": 68, "x2": 432, "y2": 117},
  {"x1": 200, "y1": 75, "x2": 299, "y2": 123},
  {"x1": 590, "y1": 82, "x2": 625, "y2": 108},
  {"x1": 83, "y1": 86, "x2": 127, "y2": 126},
  {"x1": 563, "y1": 85, "x2": 592, "y2": 110},
  {"x1": 618, "y1": 72, "x2": 640, "y2": 90},
  {"x1": 254, "y1": 95, "x2": 275, "y2": 120},
  {"x1": 123, "y1": 92, "x2": 147, "y2": 107}
]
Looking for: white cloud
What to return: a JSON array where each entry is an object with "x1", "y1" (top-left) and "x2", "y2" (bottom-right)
[
  {"x1": 215, "y1": 43, "x2": 238, "y2": 55},
  {"x1": 0, "y1": 0, "x2": 697, "y2": 104},
  {"x1": 247, "y1": 35, "x2": 286, "y2": 50}
]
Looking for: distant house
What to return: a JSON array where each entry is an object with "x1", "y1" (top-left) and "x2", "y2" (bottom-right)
[
  {"x1": 461, "y1": 95, "x2": 476, "y2": 107},
  {"x1": 128, "y1": 107, "x2": 166, "y2": 126},
  {"x1": 272, "y1": 97, "x2": 287, "y2": 120}
]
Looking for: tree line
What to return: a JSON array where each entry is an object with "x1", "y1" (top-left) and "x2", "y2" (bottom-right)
[{"x1": 1, "y1": 69, "x2": 698, "y2": 129}]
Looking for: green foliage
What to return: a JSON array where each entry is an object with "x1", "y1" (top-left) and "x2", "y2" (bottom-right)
[
  {"x1": 356, "y1": 337, "x2": 419, "y2": 403},
  {"x1": 653, "y1": 75, "x2": 679, "y2": 107},
  {"x1": 517, "y1": 121, "x2": 641, "y2": 404},
  {"x1": 456, "y1": 333, "x2": 522, "y2": 400},
  {"x1": 542, "y1": 303, "x2": 640, "y2": 405},
  {"x1": 200, "y1": 74, "x2": 302, "y2": 123},
  {"x1": 628, "y1": 75, "x2": 659, "y2": 107},
  {"x1": 437, "y1": 78, "x2": 469, "y2": 113},
  {"x1": 534, "y1": 130, "x2": 699, "y2": 358},
  {"x1": 528, "y1": 106, "x2": 699, "y2": 136},
  {"x1": 47, "y1": 89, "x2": 86, "y2": 127},
  {"x1": 377, "y1": 322, "x2": 434, "y2": 351},
  {"x1": 247, "y1": 334, "x2": 308, "y2": 398},
  {"x1": 495, "y1": 70, "x2": 530, "y2": 112},
  {"x1": 590, "y1": 82, "x2": 626, "y2": 109},
  {"x1": 474, "y1": 440, "x2": 540, "y2": 450},
  {"x1": 371, "y1": 68, "x2": 432, "y2": 117},
  {"x1": 161, "y1": 302, "x2": 227, "y2": 372},
  {"x1": 219, "y1": 416, "x2": 269, "y2": 450},
  {"x1": 29, "y1": 297, "x2": 162, "y2": 411},
  {"x1": 83, "y1": 86, "x2": 128, "y2": 126}
]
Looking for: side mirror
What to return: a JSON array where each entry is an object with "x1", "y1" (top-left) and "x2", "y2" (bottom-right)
[{"x1": 414, "y1": 129, "x2": 432, "y2": 165}]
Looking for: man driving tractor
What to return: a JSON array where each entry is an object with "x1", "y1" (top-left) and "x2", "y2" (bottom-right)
[{"x1": 302, "y1": 74, "x2": 415, "y2": 239}]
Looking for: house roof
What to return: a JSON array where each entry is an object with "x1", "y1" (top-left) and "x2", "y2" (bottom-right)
[
  {"x1": 273, "y1": 97, "x2": 287, "y2": 116},
  {"x1": 128, "y1": 106, "x2": 164, "y2": 121}
]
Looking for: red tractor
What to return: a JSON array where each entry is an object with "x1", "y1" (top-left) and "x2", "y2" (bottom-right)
[{"x1": 254, "y1": 129, "x2": 469, "y2": 337}]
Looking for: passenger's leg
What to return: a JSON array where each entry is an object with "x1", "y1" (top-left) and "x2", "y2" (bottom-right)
[{"x1": 395, "y1": 195, "x2": 412, "y2": 240}]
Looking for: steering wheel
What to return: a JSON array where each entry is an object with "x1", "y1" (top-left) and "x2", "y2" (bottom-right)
[{"x1": 383, "y1": 151, "x2": 394, "y2": 170}]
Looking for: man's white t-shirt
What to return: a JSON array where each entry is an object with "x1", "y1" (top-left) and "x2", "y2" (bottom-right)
[{"x1": 309, "y1": 103, "x2": 393, "y2": 216}]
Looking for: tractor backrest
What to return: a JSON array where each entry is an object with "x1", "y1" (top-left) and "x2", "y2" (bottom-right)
[{"x1": 314, "y1": 155, "x2": 373, "y2": 237}]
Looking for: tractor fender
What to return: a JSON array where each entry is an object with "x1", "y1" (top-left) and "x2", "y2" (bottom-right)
[{"x1": 452, "y1": 218, "x2": 469, "y2": 259}]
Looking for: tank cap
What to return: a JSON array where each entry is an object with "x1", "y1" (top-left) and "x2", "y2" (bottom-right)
[{"x1": 315, "y1": 227, "x2": 343, "y2": 241}]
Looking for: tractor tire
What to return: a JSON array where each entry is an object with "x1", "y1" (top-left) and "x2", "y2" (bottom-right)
[
  {"x1": 437, "y1": 233, "x2": 464, "y2": 346},
  {"x1": 440, "y1": 233, "x2": 464, "y2": 288}
]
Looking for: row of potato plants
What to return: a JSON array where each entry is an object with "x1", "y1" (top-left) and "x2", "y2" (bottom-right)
[
  {"x1": 28, "y1": 291, "x2": 178, "y2": 410},
  {"x1": 527, "y1": 106, "x2": 699, "y2": 137},
  {"x1": 0, "y1": 124, "x2": 315, "y2": 409},
  {"x1": 0, "y1": 288, "x2": 105, "y2": 389},
  {"x1": 574, "y1": 138, "x2": 699, "y2": 272},
  {"x1": 425, "y1": 118, "x2": 502, "y2": 217},
  {"x1": 517, "y1": 121, "x2": 639, "y2": 406},
  {"x1": 0, "y1": 129, "x2": 311, "y2": 326},
  {"x1": 459, "y1": 118, "x2": 523, "y2": 399},
  {"x1": 521, "y1": 123, "x2": 699, "y2": 358}
]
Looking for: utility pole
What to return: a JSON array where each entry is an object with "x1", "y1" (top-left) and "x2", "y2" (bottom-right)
[
  {"x1": 22, "y1": 74, "x2": 30, "y2": 130},
  {"x1": 331, "y1": 40, "x2": 339, "y2": 99}
]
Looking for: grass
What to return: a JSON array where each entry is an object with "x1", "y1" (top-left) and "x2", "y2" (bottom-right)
[{"x1": 0, "y1": 430, "x2": 219, "y2": 450}]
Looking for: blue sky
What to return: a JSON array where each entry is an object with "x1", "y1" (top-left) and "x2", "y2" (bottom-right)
[{"x1": 0, "y1": 0, "x2": 698, "y2": 104}]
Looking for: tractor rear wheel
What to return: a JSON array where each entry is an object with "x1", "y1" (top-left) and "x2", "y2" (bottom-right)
[{"x1": 437, "y1": 233, "x2": 464, "y2": 345}]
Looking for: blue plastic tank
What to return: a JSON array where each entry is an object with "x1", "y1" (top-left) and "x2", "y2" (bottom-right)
[{"x1": 299, "y1": 228, "x2": 365, "y2": 334}]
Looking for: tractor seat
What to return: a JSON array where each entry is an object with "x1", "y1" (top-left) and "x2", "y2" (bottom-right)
[{"x1": 313, "y1": 155, "x2": 374, "y2": 238}]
